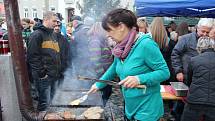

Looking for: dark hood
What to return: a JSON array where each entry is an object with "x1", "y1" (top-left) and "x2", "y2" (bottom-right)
[{"x1": 33, "y1": 23, "x2": 53, "y2": 33}]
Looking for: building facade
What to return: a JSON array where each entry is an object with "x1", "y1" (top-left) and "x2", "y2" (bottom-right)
[
  {"x1": 17, "y1": 0, "x2": 134, "y2": 22},
  {"x1": 18, "y1": 0, "x2": 58, "y2": 19},
  {"x1": 58, "y1": 0, "x2": 82, "y2": 22},
  {"x1": 18, "y1": 0, "x2": 81, "y2": 22},
  {"x1": 58, "y1": 0, "x2": 134, "y2": 23}
]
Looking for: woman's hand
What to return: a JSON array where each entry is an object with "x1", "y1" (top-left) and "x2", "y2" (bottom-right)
[
  {"x1": 87, "y1": 84, "x2": 99, "y2": 94},
  {"x1": 118, "y1": 76, "x2": 140, "y2": 88}
]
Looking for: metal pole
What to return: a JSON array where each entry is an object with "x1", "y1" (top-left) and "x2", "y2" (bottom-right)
[
  {"x1": 3, "y1": 0, "x2": 33, "y2": 109},
  {"x1": 0, "y1": 98, "x2": 2, "y2": 121},
  {"x1": 2, "y1": 0, "x2": 50, "y2": 120}
]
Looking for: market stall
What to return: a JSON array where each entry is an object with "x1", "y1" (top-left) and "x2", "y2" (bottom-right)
[{"x1": 135, "y1": 0, "x2": 215, "y2": 17}]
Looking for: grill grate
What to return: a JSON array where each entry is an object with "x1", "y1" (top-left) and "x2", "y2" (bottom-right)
[
  {"x1": 44, "y1": 90, "x2": 106, "y2": 121},
  {"x1": 44, "y1": 106, "x2": 105, "y2": 121},
  {"x1": 51, "y1": 90, "x2": 103, "y2": 106}
]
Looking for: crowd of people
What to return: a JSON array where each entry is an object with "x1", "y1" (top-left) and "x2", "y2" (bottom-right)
[
  {"x1": 87, "y1": 9, "x2": 215, "y2": 121},
  {"x1": 1, "y1": 8, "x2": 215, "y2": 121},
  {"x1": 24, "y1": 11, "x2": 115, "y2": 112}
]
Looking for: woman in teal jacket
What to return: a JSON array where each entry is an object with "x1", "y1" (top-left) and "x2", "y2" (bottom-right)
[{"x1": 88, "y1": 8, "x2": 170, "y2": 121}]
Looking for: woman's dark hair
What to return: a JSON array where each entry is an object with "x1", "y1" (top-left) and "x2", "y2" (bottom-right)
[{"x1": 102, "y1": 8, "x2": 137, "y2": 31}]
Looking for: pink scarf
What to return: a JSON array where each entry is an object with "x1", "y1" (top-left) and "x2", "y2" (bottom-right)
[{"x1": 112, "y1": 27, "x2": 137, "y2": 60}]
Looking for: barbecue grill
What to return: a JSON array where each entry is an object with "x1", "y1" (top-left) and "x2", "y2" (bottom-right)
[
  {"x1": 45, "y1": 105, "x2": 105, "y2": 121},
  {"x1": 44, "y1": 90, "x2": 107, "y2": 121}
]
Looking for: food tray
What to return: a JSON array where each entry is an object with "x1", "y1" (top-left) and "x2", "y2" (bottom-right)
[{"x1": 170, "y1": 82, "x2": 189, "y2": 97}]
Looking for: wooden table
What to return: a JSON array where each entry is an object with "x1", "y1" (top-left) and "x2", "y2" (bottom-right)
[
  {"x1": 161, "y1": 85, "x2": 183, "y2": 100},
  {"x1": 160, "y1": 85, "x2": 184, "y2": 120}
]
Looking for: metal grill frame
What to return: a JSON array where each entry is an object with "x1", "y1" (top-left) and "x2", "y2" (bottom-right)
[
  {"x1": 44, "y1": 89, "x2": 106, "y2": 121},
  {"x1": 44, "y1": 105, "x2": 106, "y2": 121}
]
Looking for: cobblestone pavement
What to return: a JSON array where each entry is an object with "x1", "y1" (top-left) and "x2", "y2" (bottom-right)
[{"x1": 104, "y1": 87, "x2": 125, "y2": 121}]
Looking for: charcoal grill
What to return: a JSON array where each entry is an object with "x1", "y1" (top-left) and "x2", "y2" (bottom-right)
[
  {"x1": 44, "y1": 90, "x2": 105, "y2": 121},
  {"x1": 44, "y1": 105, "x2": 105, "y2": 121}
]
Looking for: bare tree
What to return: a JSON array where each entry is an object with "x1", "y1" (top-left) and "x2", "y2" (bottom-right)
[{"x1": 82, "y1": 0, "x2": 120, "y2": 20}]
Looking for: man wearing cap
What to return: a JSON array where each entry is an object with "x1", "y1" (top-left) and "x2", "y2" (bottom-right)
[{"x1": 53, "y1": 19, "x2": 70, "y2": 87}]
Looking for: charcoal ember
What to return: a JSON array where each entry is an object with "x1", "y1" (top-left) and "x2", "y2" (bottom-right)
[{"x1": 44, "y1": 113, "x2": 63, "y2": 120}]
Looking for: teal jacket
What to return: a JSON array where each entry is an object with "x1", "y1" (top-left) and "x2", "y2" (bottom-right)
[{"x1": 96, "y1": 34, "x2": 170, "y2": 121}]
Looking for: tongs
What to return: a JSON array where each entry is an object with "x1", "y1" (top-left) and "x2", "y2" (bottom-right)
[{"x1": 77, "y1": 75, "x2": 146, "y2": 89}]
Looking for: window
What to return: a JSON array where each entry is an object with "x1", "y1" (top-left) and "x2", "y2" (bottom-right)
[
  {"x1": 50, "y1": 7, "x2": 55, "y2": 12},
  {"x1": 24, "y1": 8, "x2": 29, "y2": 18},
  {"x1": 32, "y1": 8, "x2": 37, "y2": 18},
  {"x1": 65, "y1": 0, "x2": 75, "y2": 4}
]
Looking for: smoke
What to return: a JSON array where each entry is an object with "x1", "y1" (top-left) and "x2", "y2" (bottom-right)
[
  {"x1": 51, "y1": 22, "x2": 96, "y2": 105},
  {"x1": 61, "y1": 67, "x2": 94, "y2": 90},
  {"x1": 50, "y1": 20, "x2": 114, "y2": 107},
  {"x1": 82, "y1": 0, "x2": 120, "y2": 21}
]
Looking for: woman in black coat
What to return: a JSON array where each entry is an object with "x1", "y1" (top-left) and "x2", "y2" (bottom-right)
[{"x1": 181, "y1": 36, "x2": 215, "y2": 121}]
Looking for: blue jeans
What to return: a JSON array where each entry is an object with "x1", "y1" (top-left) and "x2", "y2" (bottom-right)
[
  {"x1": 36, "y1": 77, "x2": 51, "y2": 111},
  {"x1": 50, "y1": 78, "x2": 57, "y2": 102},
  {"x1": 172, "y1": 100, "x2": 184, "y2": 121},
  {"x1": 36, "y1": 76, "x2": 57, "y2": 111}
]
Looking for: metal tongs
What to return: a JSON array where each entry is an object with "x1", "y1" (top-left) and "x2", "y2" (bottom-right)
[{"x1": 77, "y1": 75, "x2": 147, "y2": 89}]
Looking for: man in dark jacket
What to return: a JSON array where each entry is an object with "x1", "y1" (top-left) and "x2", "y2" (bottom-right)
[
  {"x1": 71, "y1": 20, "x2": 91, "y2": 76},
  {"x1": 27, "y1": 11, "x2": 60, "y2": 111},
  {"x1": 171, "y1": 18, "x2": 214, "y2": 121},
  {"x1": 63, "y1": 20, "x2": 93, "y2": 90},
  {"x1": 53, "y1": 20, "x2": 70, "y2": 87},
  {"x1": 181, "y1": 37, "x2": 215, "y2": 121}
]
